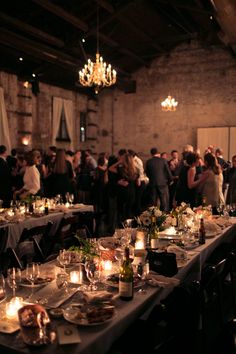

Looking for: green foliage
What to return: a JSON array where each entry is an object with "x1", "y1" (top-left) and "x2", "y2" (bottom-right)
[{"x1": 68, "y1": 235, "x2": 99, "y2": 259}]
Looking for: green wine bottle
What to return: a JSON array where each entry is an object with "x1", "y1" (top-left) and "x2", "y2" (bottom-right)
[
  {"x1": 119, "y1": 247, "x2": 134, "y2": 301},
  {"x1": 149, "y1": 216, "x2": 159, "y2": 249}
]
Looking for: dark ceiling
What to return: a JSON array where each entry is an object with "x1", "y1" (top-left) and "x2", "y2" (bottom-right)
[{"x1": 0, "y1": 0, "x2": 235, "y2": 95}]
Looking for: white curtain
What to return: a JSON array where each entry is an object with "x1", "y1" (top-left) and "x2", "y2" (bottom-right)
[
  {"x1": 52, "y1": 97, "x2": 63, "y2": 146},
  {"x1": 0, "y1": 87, "x2": 11, "y2": 152},
  {"x1": 52, "y1": 97, "x2": 74, "y2": 150},
  {"x1": 63, "y1": 98, "x2": 74, "y2": 150}
]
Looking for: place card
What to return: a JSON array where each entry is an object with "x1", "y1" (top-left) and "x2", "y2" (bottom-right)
[{"x1": 57, "y1": 324, "x2": 81, "y2": 345}]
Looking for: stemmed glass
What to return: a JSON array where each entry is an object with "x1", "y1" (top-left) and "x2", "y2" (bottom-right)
[
  {"x1": 58, "y1": 249, "x2": 71, "y2": 273},
  {"x1": 85, "y1": 258, "x2": 101, "y2": 291},
  {"x1": 68, "y1": 194, "x2": 74, "y2": 206},
  {"x1": 26, "y1": 262, "x2": 40, "y2": 298},
  {"x1": 56, "y1": 273, "x2": 69, "y2": 293},
  {"x1": 7, "y1": 268, "x2": 22, "y2": 298}
]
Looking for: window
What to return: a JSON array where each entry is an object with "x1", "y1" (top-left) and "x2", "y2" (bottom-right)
[
  {"x1": 80, "y1": 112, "x2": 87, "y2": 142},
  {"x1": 56, "y1": 105, "x2": 71, "y2": 142}
]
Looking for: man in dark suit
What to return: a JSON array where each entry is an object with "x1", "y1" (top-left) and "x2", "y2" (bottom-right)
[
  {"x1": 146, "y1": 147, "x2": 173, "y2": 211},
  {"x1": 0, "y1": 145, "x2": 12, "y2": 207}
]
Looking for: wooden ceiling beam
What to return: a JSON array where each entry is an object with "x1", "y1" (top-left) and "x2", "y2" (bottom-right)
[
  {"x1": 31, "y1": 0, "x2": 89, "y2": 32},
  {"x1": 95, "y1": 0, "x2": 164, "y2": 52},
  {"x1": 31, "y1": 0, "x2": 146, "y2": 68},
  {"x1": 157, "y1": 0, "x2": 214, "y2": 15},
  {"x1": 0, "y1": 28, "x2": 81, "y2": 69},
  {"x1": 0, "y1": 12, "x2": 64, "y2": 48}
]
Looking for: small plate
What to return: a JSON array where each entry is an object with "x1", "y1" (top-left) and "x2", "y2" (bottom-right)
[
  {"x1": 20, "y1": 277, "x2": 53, "y2": 288},
  {"x1": 63, "y1": 304, "x2": 115, "y2": 326},
  {"x1": 104, "y1": 273, "x2": 145, "y2": 289},
  {"x1": 205, "y1": 232, "x2": 218, "y2": 238}
]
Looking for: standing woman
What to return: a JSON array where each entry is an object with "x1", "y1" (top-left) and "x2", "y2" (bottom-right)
[
  {"x1": 175, "y1": 152, "x2": 205, "y2": 208},
  {"x1": 50, "y1": 149, "x2": 74, "y2": 201},
  {"x1": 200, "y1": 153, "x2": 223, "y2": 213},
  {"x1": 109, "y1": 152, "x2": 139, "y2": 225}
]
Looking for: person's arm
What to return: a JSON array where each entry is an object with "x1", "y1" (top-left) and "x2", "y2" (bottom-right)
[
  {"x1": 188, "y1": 167, "x2": 207, "y2": 189},
  {"x1": 108, "y1": 161, "x2": 120, "y2": 174}
]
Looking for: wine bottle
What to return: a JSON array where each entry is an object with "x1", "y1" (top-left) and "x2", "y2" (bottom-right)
[
  {"x1": 119, "y1": 247, "x2": 133, "y2": 301},
  {"x1": 44, "y1": 198, "x2": 49, "y2": 215},
  {"x1": 198, "y1": 218, "x2": 206, "y2": 244},
  {"x1": 149, "y1": 216, "x2": 159, "y2": 249}
]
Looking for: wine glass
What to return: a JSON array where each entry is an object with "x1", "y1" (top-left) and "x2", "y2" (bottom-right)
[
  {"x1": 56, "y1": 273, "x2": 69, "y2": 293},
  {"x1": 85, "y1": 258, "x2": 101, "y2": 291},
  {"x1": 69, "y1": 193, "x2": 74, "y2": 206},
  {"x1": 58, "y1": 250, "x2": 71, "y2": 272},
  {"x1": 26, "y1": 262, "x2": 40, "y2": 298},
  {"x1": 7, "y1": 268, "x2": 21, "y2": 298}
]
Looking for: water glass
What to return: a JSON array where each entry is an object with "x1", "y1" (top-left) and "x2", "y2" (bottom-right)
[{"x1": 56, "y1": 273, "x2": 69, "y2": 292}]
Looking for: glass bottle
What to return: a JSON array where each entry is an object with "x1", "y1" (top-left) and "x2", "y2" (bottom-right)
[
  {"x1": 119, "y1": 247, "x2": 133, "y2": 301},
  {"x1": 44, "y1": 199, "x2": 49, "y2": 215},
  {"x1": 149, "y1": 216, "x2": 159, "y2": 249},
  {"x1": 198, "y1": 218, "x2": 206, "y2": 244}
]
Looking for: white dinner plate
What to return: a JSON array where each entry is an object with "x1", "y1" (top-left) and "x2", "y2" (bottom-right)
[
  {"x1": 20, "y1": 277, "x2": 53, "y2": 288},
  {"x1": 63, "y1": 305, "x2": 116, "y2": 326},
  {"x1": 104, "y1": 273, "x2": 145, "y2": 289}
]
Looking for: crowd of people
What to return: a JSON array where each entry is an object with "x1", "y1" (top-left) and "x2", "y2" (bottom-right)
[{"x1": 0, "y1": 143, "x2": 235, "y2": 235}]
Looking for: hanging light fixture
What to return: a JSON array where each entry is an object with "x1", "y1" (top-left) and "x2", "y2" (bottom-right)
[
  {"x1": 79, "y1": 5, "x2": 117, "y2": 94},
  {"x1": 161, "y1": 95, "x2": 178, "y2": 111}
]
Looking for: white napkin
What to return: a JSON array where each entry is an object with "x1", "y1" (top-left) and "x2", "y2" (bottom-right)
[
  {"x1": 146, "y1": 272, "x2": 180, "y2": 288},
  {"x1": 166, "y1": 244, "x2": 187, "y2": 260},
  {"x1": 83, "y1": 290, "x2": 113, "y2": 303}
]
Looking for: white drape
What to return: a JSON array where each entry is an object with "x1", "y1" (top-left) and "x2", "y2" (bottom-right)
[
  {"x1": 0, "y1": 87, "x2": 11, "y2": 152},
  {"x1": 63, "y1": 98, "x2": 74, "y2": 150},
  {"x1": 52, "y1": 97, "x2": 63, "y2": 146},
  {"x1": 52, "y1": 97, "x2": 74, "y2": 150}
]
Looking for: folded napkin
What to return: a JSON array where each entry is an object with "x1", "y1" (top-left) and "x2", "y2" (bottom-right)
[
  {"x1": 83, "y1": 290, "x2": 113, "y2": 303},
  {"x1": 204, "y1": 220, "x2": 221, "y2": 234},
  {"x1": 146, "y1": 272, "x2": 180, "y2": 288},
  {"x1": 166, "y1": 245, "x2": 187, "y2": 261}
]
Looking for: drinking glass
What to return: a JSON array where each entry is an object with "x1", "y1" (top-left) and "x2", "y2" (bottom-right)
[
  {"x1": 56, "y1": 273, "x2": 69, "y2": 293},
  {"x1": 58, "y1": 250, "x2": 71, "y2": 272},
  {"x1": 7, "y1": 268, "x2": 22, "y2": 298},
  {"x1": 26, "y1": 263, "x2": 40, "y2": 298},
  {"x1": 69, "y1": 193, "x2": 74, "y2": 206},
  {"x1": 85, "y1": 259, "x2": 101, "y2": 291}
]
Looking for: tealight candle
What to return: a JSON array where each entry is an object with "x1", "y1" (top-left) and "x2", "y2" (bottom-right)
[
  {"x1": 70, "y1": 270, "x2": 82, "y2": 284},
  {"x1": 6, "y1": 297, "x2": 23, "y2": 319},
  {"x1": 135, "y1": 240, "x2": 145, "y2": 250},
  {"x1": 102, "y1": 260, "x2": 113, "y2": 277}
]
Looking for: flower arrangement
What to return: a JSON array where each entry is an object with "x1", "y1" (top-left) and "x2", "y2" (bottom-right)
[{"x1": 137, "y1": 206, "x2": 167, "y2": 231}]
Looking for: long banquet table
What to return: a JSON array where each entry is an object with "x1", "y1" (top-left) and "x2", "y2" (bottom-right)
[
  {"x1": 0, "y1": 204, "x2": 94, "y2": 251},
  {"x1": 0, "y1": 219, "x2": 236, "y2": 354}
]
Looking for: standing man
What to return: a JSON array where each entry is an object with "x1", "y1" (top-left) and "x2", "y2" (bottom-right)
[
  {"x1": 146, "y1": 147, "x2": 173, "y2": 211},
  {"x1": 0, "y1": 145, "x2": 12, "y2": 207}
]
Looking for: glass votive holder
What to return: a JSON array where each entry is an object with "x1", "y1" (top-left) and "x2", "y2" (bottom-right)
[{"x1": 6, "y1": 297, "x2": 24, "y2": 319}]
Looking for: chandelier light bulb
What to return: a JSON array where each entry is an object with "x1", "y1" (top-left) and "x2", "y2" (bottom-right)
[{"x1": 161, "y1": 95, "x2": 178, "y2": 111}]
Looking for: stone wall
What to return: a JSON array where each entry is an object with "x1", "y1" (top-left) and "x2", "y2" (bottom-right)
[{"x1": 98, "y1": 41, "x2": 236, "y2": 161}]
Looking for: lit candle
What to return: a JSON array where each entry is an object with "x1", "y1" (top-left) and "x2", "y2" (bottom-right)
[
  {"x1": 6, "y1": 297, "x2": 23, "y2": 319},
  {"x1": 70, "y1": 271, "x2": 82, "y2": 284},
  {"x1": 135, "y1": 240, "x2": 145, "y2": 250},
  {"x1": 102, "y1": 260, "x2": 113, "y2": 277},
  {"x1": 65, "y1": 202, "x2": 70, "y2": 208}
]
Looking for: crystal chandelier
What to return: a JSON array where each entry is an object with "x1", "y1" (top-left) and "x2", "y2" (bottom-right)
[
  {"x1": 79, "y1": 6, "x2": 116, "y2": 94},
  {"x1": 161, "y1": 96, "x2": 178, "y2": 111}
]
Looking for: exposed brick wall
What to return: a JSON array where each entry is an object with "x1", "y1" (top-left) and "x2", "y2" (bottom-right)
[
  {"x1": 98, "y1": 41, "x2": 236, "y2": 161},
  {"x1": 1, "y1": 41, "x2": 236, "y2": 159}
]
